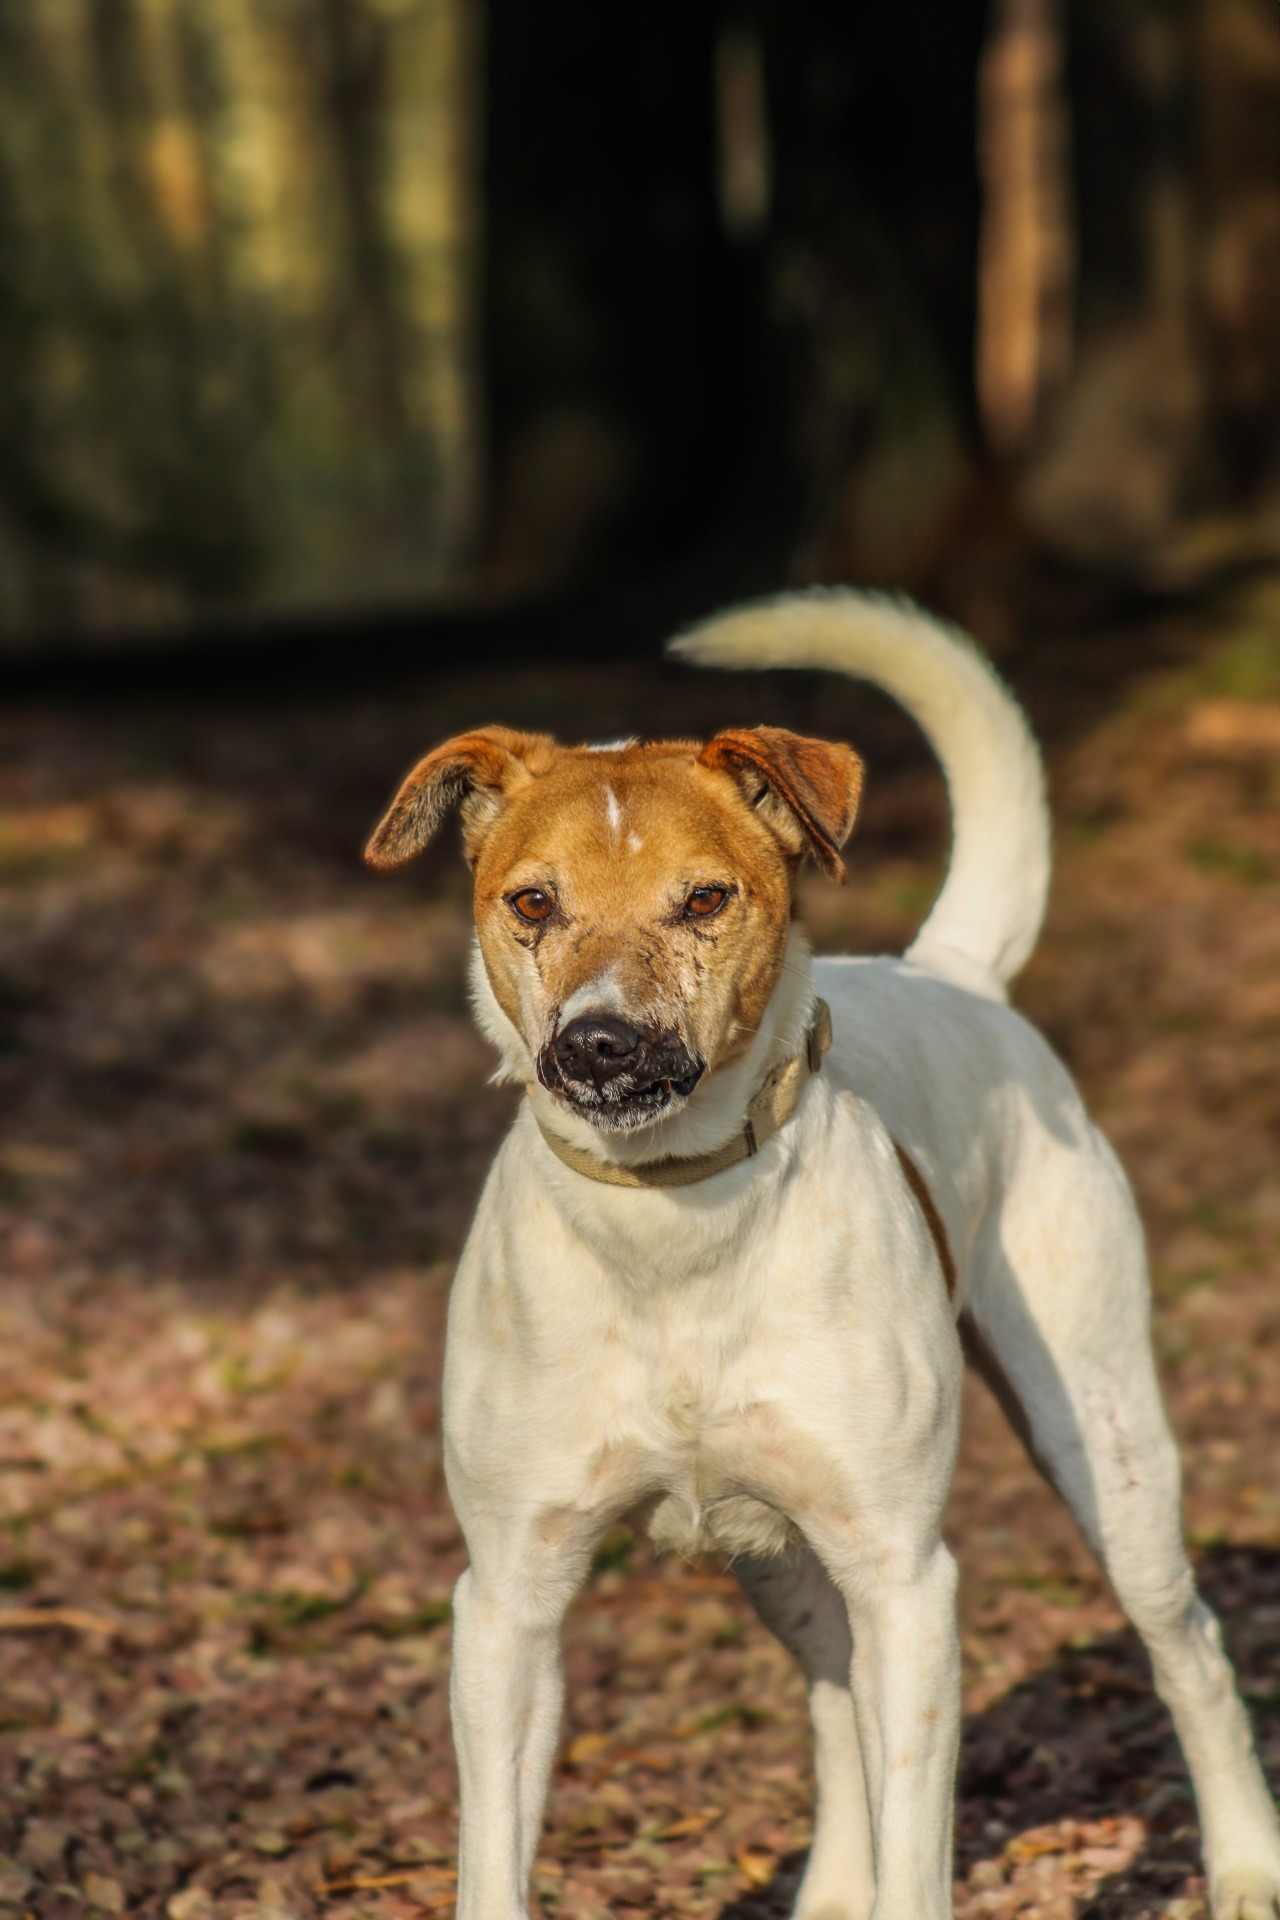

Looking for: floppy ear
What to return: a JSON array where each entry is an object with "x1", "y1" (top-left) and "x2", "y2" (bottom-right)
[
  {"x1": 365, "y1": 727, "x2": 557, "y2": 871},
  {"x1": 699, "y1": 726, "x2": 863, "y2": 880}
]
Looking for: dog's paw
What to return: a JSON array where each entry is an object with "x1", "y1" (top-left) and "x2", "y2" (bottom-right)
[
  {"x1": 791, "y1": 1863, "x2": 875, "y2": 1920},
  {"x1": 792, "y1": 1880, "x2": 875, "y2": 1920},
  {"x1": 794, "y1": 1907, "x2": 872, "y2": 1920},
  {"x1": 1212, "y1": 1863, "x2": 1280, "y2": 1919}
]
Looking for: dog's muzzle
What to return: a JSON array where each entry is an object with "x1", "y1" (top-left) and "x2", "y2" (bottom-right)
[{"x1": 537, "y1": 1012, "x2": 704, "y2": 1129}]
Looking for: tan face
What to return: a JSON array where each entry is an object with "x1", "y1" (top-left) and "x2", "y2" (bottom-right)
[{"x1": 366, "y1": 727, "x2": 862, "y2": 1132}]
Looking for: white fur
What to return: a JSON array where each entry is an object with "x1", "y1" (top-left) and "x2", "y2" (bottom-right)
[
  {"x1": 557, "y1": 967, "x2": 627, "y2": 1025},
  {"x1": 442, "y1": 594, "x2": 1280, "y2": 1920}
]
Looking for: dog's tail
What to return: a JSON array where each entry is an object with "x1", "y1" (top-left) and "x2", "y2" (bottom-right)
[{"x1": 668, "y1": 589, "x2": 1050, "y2": 996}]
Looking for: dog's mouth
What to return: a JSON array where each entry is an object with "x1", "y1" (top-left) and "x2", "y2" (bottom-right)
[
  {"x1": 536, "y1": 1050, "x2": 705, "y2": 1132},
  {"x1": 563, "y1": 1066, "x2": 706, "y2": 1131}
]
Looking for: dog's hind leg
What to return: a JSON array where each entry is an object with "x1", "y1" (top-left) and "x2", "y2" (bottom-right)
[
  {"x1": 735, "y1": 1547, "x2": 877, "y2": 1920},
  {"x1": 964, "y1": 1164, "x2": 1280, "y2": 1920}
]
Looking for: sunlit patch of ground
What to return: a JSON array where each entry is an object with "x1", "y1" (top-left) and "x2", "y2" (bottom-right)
[{"x1": 1, "y1": 587, "x2": 1277, "y2": 1918}]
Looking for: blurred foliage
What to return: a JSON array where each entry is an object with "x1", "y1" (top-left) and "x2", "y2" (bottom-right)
[
  {"x1": 0, "y1": 0, "x2": 475, "y2": 640},
  {"x1": 0, "y1": 0, "x2": 1277, "y2": 648},
  {"x1": 1017, "y1": 0, "x2": 1280, "y2": 583}
]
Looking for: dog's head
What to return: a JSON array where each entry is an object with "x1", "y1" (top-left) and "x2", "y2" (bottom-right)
[{"x1": 365, "y1": 726, "x2": 861, "y2": 1132}]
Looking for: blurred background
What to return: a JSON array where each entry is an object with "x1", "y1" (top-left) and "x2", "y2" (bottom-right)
[
  {"x1": 1, "y1": 0, "x2": 1278, "y2": 662},
  {"x1": 1, "y1": 6, "x2": 1279, "y2": 1919}
]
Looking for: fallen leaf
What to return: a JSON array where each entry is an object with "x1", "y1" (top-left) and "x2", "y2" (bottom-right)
[
  {"x1": 654, "y1": 1810, "x2": 722, "y2": 1840},
  {"x1": 165, "y1": 1893, "x2": 213, "y2": 1920},
  {"x1": 735, "y1": 1848, "x2": 776, "y2": 1887},
  {"x1": 0, "y1": 1606, "x2": 117, "y2": 1635},
  {"x1": 83, "y1": 1874, "x2": 127, "y2": 1914}
]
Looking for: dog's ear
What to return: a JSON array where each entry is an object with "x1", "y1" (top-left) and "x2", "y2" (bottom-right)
[
  {"x1": 699, "y1": 726, "x2": 863, "y2": 880},
  {"x1": 365, "y1": 728, "x2": 558, "y2": 871}
]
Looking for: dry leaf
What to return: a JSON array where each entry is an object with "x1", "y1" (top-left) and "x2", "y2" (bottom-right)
[
  {"x1": 735, "y1": 1848, "x2": 776, "y2": 1887},
  {"x1": 654, "y1": 1810, "x2": 721, "y2": 1841}
]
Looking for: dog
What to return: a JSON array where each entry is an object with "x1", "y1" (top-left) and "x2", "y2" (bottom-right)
[{"x1": 364, "y1": 591, "x2": 1280, "y2": 1920}]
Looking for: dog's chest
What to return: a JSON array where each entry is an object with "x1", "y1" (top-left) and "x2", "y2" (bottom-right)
[
  {"x1": 595, "y1": 1321, "x2": 833, "y2": 1561},
  {"x1": 451, "y1": 1117, "x2": 943, "y2": 1563}
]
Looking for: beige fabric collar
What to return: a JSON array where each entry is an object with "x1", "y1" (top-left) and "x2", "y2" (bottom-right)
[{"x1": 529, "y1": 999, "x2": 833, "y2": 1190}]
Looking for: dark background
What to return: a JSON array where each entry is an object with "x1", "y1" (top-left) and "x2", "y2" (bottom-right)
[{"x1": 2, "y1": 0, "x2": 1278, "y2": 684}]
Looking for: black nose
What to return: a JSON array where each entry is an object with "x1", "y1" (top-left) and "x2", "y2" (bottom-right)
[{"x1": 553, "y1": 1013, "x2": 642, "y2": 1088}]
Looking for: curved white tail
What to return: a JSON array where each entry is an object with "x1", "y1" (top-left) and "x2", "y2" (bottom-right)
[{"x1": 669, "y1": 589, "x2": 1051, "y2": 995}]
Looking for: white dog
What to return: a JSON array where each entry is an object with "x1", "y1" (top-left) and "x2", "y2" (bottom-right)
[{"x1": 365, "y1": 592, "x2": 1279, "y2": 1920}]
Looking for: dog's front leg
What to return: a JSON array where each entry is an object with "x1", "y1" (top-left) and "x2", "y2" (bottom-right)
[
  {"x1": 839, "y1": 1542, "x2": 961, "y2": 1920},
  {"x1": 450, "y1": 1547, "x2": 581, "y2": 1920}
]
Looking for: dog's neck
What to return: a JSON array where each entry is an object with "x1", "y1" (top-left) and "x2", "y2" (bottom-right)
[{"x1": 469, "y1": 926, "x2": 818, "y2": 1168}]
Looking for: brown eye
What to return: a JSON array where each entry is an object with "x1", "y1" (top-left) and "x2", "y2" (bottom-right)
[
  {"x1": 509, "y1": 888, "x2": 555, "y2": 923},
  {"x1": 685, "y1": 886, "x2": 729, "y2": 919}
]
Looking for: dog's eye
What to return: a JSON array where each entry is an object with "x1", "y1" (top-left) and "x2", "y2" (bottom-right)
[
  {"x1": 685, "y1": 886, "x2": 729, "y2": 919},
  {"x1": 509, "y1": 889, "x2": 555, "y2": 923}
]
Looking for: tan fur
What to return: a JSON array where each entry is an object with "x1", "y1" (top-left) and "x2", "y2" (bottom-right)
[
  {"x1": 364, "y1": 727, "x2": 559, "y2": 871},
  {"x1": 699, "y1": 726, "x2": 863, "y2": 879},
  {"x1": 366, "y1": 729, "x2": 863, "y2": 1078}
]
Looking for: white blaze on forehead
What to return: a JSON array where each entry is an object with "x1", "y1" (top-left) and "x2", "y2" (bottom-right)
[
  {"x1": 627, "y1": 831, "x2": 644, "y2": 853},
  {"x1": 558, "y1": 967, "x2": 628, "y2": 1027},
  {"x1": 604, "y1": 785, "x2": 622, "y2": 836}
]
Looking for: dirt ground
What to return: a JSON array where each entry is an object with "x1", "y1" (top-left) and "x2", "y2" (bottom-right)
[{"x1": 2, "y1": 582, "x2": 1278, "y2": 1920}]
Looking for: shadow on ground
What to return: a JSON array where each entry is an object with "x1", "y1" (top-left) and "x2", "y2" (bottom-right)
[{"x1": 716, "y1": 1546, "x2": 1278, "y2": 1920}]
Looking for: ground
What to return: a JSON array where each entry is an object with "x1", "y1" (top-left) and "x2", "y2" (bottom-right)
[{"x1": 1, "y1": 580, "x2": 1278, "y2": 1920}]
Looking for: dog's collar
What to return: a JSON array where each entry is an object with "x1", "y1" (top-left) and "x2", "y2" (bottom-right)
[{"x1": 529, "y1": 999, "x2": 833, "y2": 1189}]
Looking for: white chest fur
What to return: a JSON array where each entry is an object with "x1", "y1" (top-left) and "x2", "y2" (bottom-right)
[{"x1": 442, "y1": 1078, "x2": 963, "y2": 1572}]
